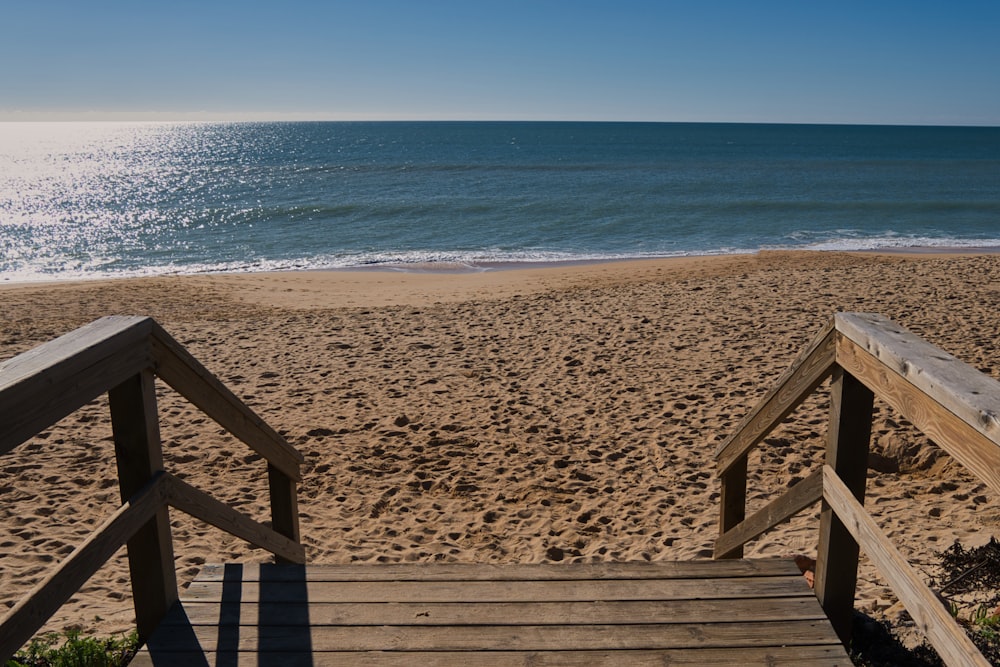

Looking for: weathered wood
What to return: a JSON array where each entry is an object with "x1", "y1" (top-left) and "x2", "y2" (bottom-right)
[
  {"x1": 715, "y1": 467, "x2": 823, "y2": 558},
  {"x1": 823, "y1": 465, "x2": 990, "y2": 667},
  {"x1": 710, "y1": 312, "x2": 999, "y2": 659},
  {"x1": 0, "y1": 316, "x2": 154, "y2": 455},
  {"x1": 109, "y1": 371, "x2": 178, "y2": 642},
  {"x1": 835, "y1": 312, "x2": 1000, "y2": 444},
  {"x1": 162, "y1": 597, "x2": 828, "y2": 627},
  {"x1": 182, "y1": 576, "x2": 812, "y2": 604},
  {"x1": 130, "y1": 646, "x2": 851, "y2": 667},
  {"x1": 135, "y1": 560, "x2": 849, "y2": 665},
  {"x1": 163, "y1": 474, "x2": 305, "y2": 564},
  {"x1": 149, "y1": 323, "x2": 303, "y2": 481},
  {"x1": 814, "y1": 369, "x2": 874, "y2": 645},
  {"x1": 836, "y1": 333, "x2": 1000, "y2": 494},
  {"x1": 267, "y1": 463, "x2": 301, "y2": 562},
  {"x1": 717, "y1": 453, "x2": 748, "y2": 558},
  {"x1": 194, "y1": 559, "x2": 802, "y2": 582},
  {"x1": 142, "y1": 620, "x2": 842, "y2": 652},
  {"x1": 716, "y1": 321, "x2": 838, "y2": 474},
  {"x1": 0, "y1": 472, "x2": 168, "y2": 661},
  {"x1": 0, "y1": 316, "x2": 306, "y2": 658}
]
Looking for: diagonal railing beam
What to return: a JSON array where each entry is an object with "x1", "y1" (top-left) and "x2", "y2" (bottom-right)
[
  {"x1": 164, "y1": 474, "x2": 305, "y2": 564},
  {"x1": 715, "y1": 320, "x2": 839, "y2": 475},
  {"x1": 0, "y1": 472, "x2": 169, "y2": 660},
  {"x1": 823, "y1": 466, "x2": 990, "y2": 667},
  {"x1": 149, "y1": 322, "x2": 303, "y2": 482},
  {"x1": 714, "y1": 467, "x2": 823, "y2": 559}
]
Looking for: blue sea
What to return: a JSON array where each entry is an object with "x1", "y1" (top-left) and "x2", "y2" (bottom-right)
[{"x1": 1, "y1": 121, "x2": 999, "y2": 282}]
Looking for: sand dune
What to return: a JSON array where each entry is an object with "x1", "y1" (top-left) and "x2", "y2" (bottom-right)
[{"x1": 1, "y1": 250, "x2": 998, "y2": 643}]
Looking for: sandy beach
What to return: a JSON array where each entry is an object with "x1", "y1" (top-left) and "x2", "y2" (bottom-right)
[{"x1": 1, "y1": 250, "x2": 998, "y2": 643}]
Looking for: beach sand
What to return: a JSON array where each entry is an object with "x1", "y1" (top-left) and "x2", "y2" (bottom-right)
[{"x1": 1, "y1": 250, "x2": 998, "y2": 645}]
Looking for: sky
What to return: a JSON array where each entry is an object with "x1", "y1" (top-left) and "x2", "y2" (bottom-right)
[{"x1": 1, "y1": 1, "x2": 998, "y2": 125}]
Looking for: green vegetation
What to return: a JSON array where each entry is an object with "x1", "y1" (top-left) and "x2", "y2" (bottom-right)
[
  {"x1": 968, "y1": 603, "x2": 1000, "y2": 645},
  {"x1": 6, "y1": 629, "x2": 138, "y2": 667}
]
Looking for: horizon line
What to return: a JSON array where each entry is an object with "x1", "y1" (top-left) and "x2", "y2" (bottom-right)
[{"x1": 0, "y1": 113, "x2": 997, "y2": 129}]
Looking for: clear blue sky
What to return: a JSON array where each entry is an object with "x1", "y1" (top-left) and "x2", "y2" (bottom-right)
[{"x1": 2, "y1": 0, "x2": 998, "y2": 125}]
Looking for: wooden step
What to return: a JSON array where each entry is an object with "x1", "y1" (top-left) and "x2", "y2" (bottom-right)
[{"x1": 132, "y1": 559, "x2": 852, "y2": 666}]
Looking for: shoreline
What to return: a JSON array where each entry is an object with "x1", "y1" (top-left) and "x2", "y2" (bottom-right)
[
  {"x1": 3, "y1": 249, "x2": 1000, "y2": 313},
  {"x1": 3, "y1": 245, "x2": 1000, "y2": 288}
]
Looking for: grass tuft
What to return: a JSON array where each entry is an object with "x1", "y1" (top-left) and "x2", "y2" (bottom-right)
[{"x1": 6, "y1": 629, "x2": 138, "y2": 667}]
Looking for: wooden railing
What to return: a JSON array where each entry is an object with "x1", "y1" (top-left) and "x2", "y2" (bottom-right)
[
  {"x1": 0, "y1": 316, "x2": 305, "y2": 661},
  {"x1": 716, "y1": 312, "x2": 1000, "y2": 667}
]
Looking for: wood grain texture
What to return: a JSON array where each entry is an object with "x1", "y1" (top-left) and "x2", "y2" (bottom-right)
[
  {"x1": 194, "y1": 559, "x2": 802, "y2": 581},
  {"x1": 181, "y1": 576, "x2": 812, "y2": 604},
  {"x1": 130, "y1": 646, "x2": 851, "y2": 667},
  {"x1": 109, "y1": 370, "x2": 178, "y2": 642},
  {"x1": 267, "y1": 463, "x2": 301, "y2": 559},
  {"x1": 715, "y1": 466, "x2": 822, "y2": 559},
  {"x1": 141, "y1": 620, "x2": 842, "y2": 652},
  {"x1": 0, "y1": 316, "x2": 153, "y2": 455},
  {"x1": 814, "y1": 369, "x2": 874, "y2": 645},
  {"x1": 835, "y1": 334, "x2": 1000, "y2": 494},
  {"x1": 159, "y1": 596, "x2": 829, "y2": 627},
  {"x1": 822, "y1": 465, "x2": 990, "y2": 667},
  {"x1": 135, "y1": 560, "x2": 849, "y2": 666},
  {"x1": 715, "y1": 320, "x2": 837, "y2": 474},
  {"x1": 834, "y1": 312, "x2": 1000, "y2": 443},
  {"x1": 149, "y1": 322, "x2": 303, "y2": 480},
  {"x1": 717, "y1": 454, "x2": 748, "y2": 559},
  {"x1": 164, "y1": 474, "x2": 305, "y2": 564}
]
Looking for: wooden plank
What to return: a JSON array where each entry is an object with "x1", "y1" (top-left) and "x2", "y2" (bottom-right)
[
  {"x1": 267, "y1": 463, "x2": 301, "y2": 561},
  {"x1": 164, "y1": 474, "x2": 305, "y2": 564},
  {"x1": 835, "y1": 312, "x2": 1000, "y2": 444},
  {"x1": 0, "y1": 472, "x2": 168, "y2": 661},
  {"x1": 717, "y1": 453, "x2": 748, "y2": 558},
  {"x1": 135, "y1": 558, "x2": 850, "y2": 665},
  {"x1": 140, "y1": 620, "x2": 842, "y2": 652},
  {"x1": 108, "y1": 371, "x2": 178, "y2": 643},
  {"x1": 815, "y1": 369, "x2": 874, "y2": 645},
  {"x1": 130, "y1": 646, "x2": 852, "y2": 667},
  {"x1": 161, "y1": 597, "x2": 827, "y2": 627},
  {"x1": 822, "y1": 465, "x2": 990, "y2": 667},
  {"x1": 715, "y1": 467, "x2": 823, "y2": 559},
  {"x1": 181, "y1": 576, "x2": 812, "y2": 604},
  {"x1": 0, "y1": 316, "x2": 154, "y2": 455},
  {"x1": 835, "y1": 334, "x2": 1000, "y2": 494},
  {"x1": 716, "y1": 321, "x2": 838, "y2": 474},
  {"x1": 148, "y1": 323, "x2": 302, "y2": 481},
  {"x1": 193, "y1": 559, "x2": 802, "y2": 582}
]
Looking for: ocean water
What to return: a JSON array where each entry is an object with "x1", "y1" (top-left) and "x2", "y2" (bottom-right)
[{"x1": 1, "y1": 121, "x2": 999, "y2": 282}]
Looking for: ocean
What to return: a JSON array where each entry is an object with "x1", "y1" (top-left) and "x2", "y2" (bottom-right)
[{"x1": 1, "y1": 121, "x2": 999, "y2": 282}]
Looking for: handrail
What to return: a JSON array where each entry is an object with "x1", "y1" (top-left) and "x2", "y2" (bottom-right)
[
  {"x1": 714, "y1": 313, "x2": 1000, "y2": 667},
  {"x1": 0, "y1": 316, "x2": 305, "y2": 662}
]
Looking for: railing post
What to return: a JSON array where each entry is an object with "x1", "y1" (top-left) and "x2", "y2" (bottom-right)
[
  {"x1": 268, "y1": 464, "x2": 302, "y2": 564},
  {"x1": 717, "y1": 453, "x2": 748, "y2": 559},
  {"x1": 108, "y1": 371, "x2": 178, "y2": 642},
  {"x1": 815, "y1": 367, "x2": 874, "y2": 645}
]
